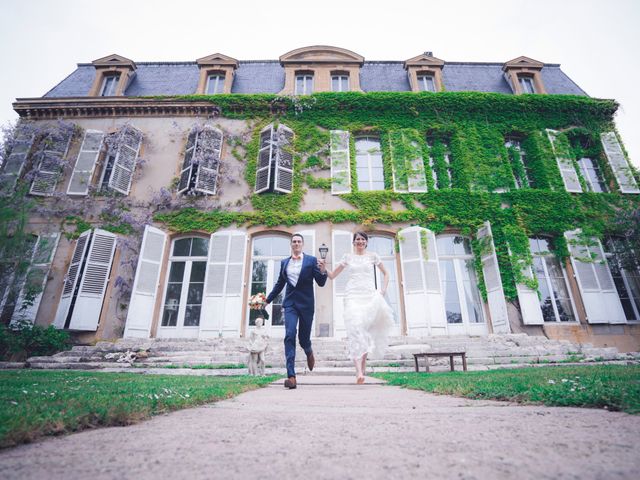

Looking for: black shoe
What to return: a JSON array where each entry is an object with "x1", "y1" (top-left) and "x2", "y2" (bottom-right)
[{"x1": 306, "y1": 352, "x2": 315, "y2": 371}]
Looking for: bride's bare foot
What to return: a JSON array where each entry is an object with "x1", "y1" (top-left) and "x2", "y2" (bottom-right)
[{"x1": 356, "y1": 376, "x2": 365, "y2": 384}]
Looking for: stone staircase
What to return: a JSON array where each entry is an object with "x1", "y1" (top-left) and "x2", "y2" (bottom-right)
[{"x1": 24, "y1": 334, "x2": 640, "y2": 373}]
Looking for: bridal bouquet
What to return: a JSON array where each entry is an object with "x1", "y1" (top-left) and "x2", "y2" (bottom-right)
[{"x1": 248, "y1": 292, "x2": 269, "y2": 320}]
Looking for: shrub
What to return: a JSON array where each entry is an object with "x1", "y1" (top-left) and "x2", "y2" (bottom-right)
[{"x1": 0, "y1": 320, "x2": 71, "y2": 361}]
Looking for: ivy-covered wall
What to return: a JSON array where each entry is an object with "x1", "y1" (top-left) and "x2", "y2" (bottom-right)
[{"x1": 154, "y1": 92, "x2": 639, "y2": 301}]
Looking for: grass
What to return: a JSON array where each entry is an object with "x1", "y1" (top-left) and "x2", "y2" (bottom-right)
[
  {"x1": 373, "y1": 365, "x2": 640, "y2": 414},
  {"x1": 0, "y1": 370, "x2": 279, "y2": 448}
]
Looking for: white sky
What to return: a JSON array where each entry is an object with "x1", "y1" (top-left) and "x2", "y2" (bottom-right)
[{"x1": 1, "y1": 0, "x2": 639, "y2": 166}]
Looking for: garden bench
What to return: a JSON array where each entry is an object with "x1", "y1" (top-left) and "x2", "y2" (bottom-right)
[{"x1": 413, "y1": 352, "x2": 467, "y2": 373}]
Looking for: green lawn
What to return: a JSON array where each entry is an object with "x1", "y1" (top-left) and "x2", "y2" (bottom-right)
[
  {"x1": 0, "y1": 370, "x2": 278, "y2": 448},
  {"x1": 374, "y1": 365, "x2": 640, "y2": 414}
]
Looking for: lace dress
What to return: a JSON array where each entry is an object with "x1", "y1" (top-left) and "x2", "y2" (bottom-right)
[{"x1": 338, "y1": 252, "x2": 394, "y2": 360}]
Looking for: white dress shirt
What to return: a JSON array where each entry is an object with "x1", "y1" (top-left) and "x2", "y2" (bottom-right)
[{"x1": 286, "y1": 253, "x2": 304, "y2": 287}]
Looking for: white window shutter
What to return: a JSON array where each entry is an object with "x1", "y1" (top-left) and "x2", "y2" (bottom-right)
[
  {"x1": 390, "y1": 131, "x2": 428, "y2": 193},
  {"x1": 274, "y1": 125, "x2": 294, "y2": 193},
  {"x1": 30, "y1": 129, "x2": 73, "y2": 196},
  {"x1": 299, "y1": 230, "x2": 316, "y2": 256},
  {"x1": 109, "y1": 125, "x2": 143, "y2": 195},
  {"x1": 546, "y1": 129, "x2": 582, "y2": 193},
  {"x1": 330, "y1": 130, "x2": 351, "y2": 194},
  {"x1": 67, "y1": 130, "x2": 104, "y2": 196},
  {"x1": 332, "y1": 229, "x2": 353, "y2": 337},
  {"x1": 477, "y1": 222, "x2": 510, "y2": 333},
  {"x1": 509, "y1": 245, "x2": 544, "y2": 325},
  {"x1": 0, "y1": 130, "x2": 35, "y2": 196},
  {"x1": 10, "y1": 233, "x2": 60, "y2": 325},
  {"x1": 255, "y1": 125, "x2": 273, "y2": 193},
  {"x1": 600, "y1": 132, "x2": 639, "y2": 194},
  {"x1": 194, "y1": 127, "x2": 223, "y2": 195},
  {"x1": 201, "y1": 231, "x2": 247, "y2": 338},
  {"x1": 178, "y1": 131, "x2": 197, "y2": 194},
  {"x1": 53, "y1": 230, "x2": 91, "y2": 328},
  {"x1": 123, "y1": 225, "x2": 167, "y2": 338},
  {"x1": 67, "y1": 229, "x2": 117, "y2": 331},
  {"x1": 565, "y1": 229, "x2": 626, "y2": 324}
]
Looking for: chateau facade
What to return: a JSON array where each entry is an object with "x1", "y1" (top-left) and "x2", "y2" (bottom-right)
[{"x1": 2, "y1": 46, "x2": 639, "y2": 351}]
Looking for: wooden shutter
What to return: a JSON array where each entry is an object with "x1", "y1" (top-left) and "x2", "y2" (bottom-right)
[
  {"x1": 194, "y1": 127, "x2": 223, "y2": 195},
  {"x1": 299, "y1": 230, "x2": 316, "y2": 256},
  {"x1": 200, "y1": 231, "x2": 247, "y2": 338},
  {"x1": 509, "y1": 245, "x2": 544, "y2": 325},
  {"x1": 600, "y1": 132, "x2": 640, "y2": 194},
  {"x1": 330, "y1": 130, "x2": 351, "y2": 194},
  {"x1": 546, "y1": 129, "x2": 582, "y2": 193},
  {"x1": 390, "y1": 131, "x2": 427, "y2": 193},
  {"x1": 255, "y1": 125, "x2": 273, "y2": 193},
  {"x1": 67, "y1": 229, "x2": 117, "y2": 331},
  {"x1": 332, "y1": 229, "x2": 353, "y2": 337},
  {"x1": 10, "y1": 233, "x2": 60, "y2": 325},
  {"x1": 108, "y1": 125, "x2": 143, "y2": 195},
  {"x1": 123, "y1": 226, "x2": 167, "y2": 338},
  {"x1": 0, "y1": 130, "x2": 35, "y2": 195},
  {"x1": 67, "y1": 130, "x2": 104, "y2": 195},
  {"x1": 53, "y1": 230, "x2": 91, "y2": 328},
  {"x1": 399, "y1": 226, "x2": 446, "y2": 336},
  {"x1": 274, "y1": 125, "x2": 294, "y2": 193},
  {"x1": 565, "y1": 230, "x2": 626, "y2": 324},
  {"x1": 477, "y1": 222, "x2": 510, "y2": 333},
  {"x1": 30, "y1": 129, "x2": 73, "y2": 196},
  {"x1": 177, "y1": 130, "x2": 197, "y2": 194}
]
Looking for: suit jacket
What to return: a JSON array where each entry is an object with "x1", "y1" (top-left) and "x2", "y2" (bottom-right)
[{"x1": 266, "y1": 254, "x2": 327, "y2": 313}]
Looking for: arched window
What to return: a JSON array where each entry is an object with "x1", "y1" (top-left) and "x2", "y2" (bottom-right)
[
  {"x1": 436, "y1": 235, "x2": 484, "y2": 327},
  {"x1": 247, "y1": 234, "x2": 291, "y2": 331},
  {"x1": 355, "y1": 136, "x2": 384, "y2": 191},
  {"x1": 529, "y1": 237, "x2": 576, "y2": 322},
  {"x1": 159, "y1": 237, "x2": 209, "y2": 336}
]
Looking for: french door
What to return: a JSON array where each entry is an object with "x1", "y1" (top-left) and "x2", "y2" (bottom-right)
[{"x1": 369, "y1": 235, "x2": 401, "y2": 336}]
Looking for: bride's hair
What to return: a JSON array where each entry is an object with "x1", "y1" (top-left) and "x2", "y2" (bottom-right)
[{"x1": 353, "y1": 231, "x2": 369, "y2": 243}]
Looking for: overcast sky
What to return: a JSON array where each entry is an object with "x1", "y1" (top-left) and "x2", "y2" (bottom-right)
[{"x1": 1, "y1": 0, "x2": 639, "y2": 166}]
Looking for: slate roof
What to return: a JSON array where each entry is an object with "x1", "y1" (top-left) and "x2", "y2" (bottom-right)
[{"x1": 43, "y1": 60, "x2": 587, "y2": 98}]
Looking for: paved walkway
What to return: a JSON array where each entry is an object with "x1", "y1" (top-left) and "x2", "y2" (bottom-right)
[{"x1": 0, "y1": 375, "x2": 639, "y2": 480}]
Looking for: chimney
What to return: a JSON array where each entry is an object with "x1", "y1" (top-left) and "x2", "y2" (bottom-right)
[{"x1": 424, "y1": 51, "x2": 433, "y2": 57}]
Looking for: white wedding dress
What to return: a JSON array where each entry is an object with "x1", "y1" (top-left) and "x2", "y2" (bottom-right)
[{"x1": 338, "y1": 252, "x2": 394, "y2": 360}]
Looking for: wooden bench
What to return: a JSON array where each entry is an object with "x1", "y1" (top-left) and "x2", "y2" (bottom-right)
[{"x1": 413, "y1": 352, "x2": 467, "y2": 372}]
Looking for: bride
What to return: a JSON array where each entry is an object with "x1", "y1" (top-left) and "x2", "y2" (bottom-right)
[{"x1": 322, "y1": 231, "x2": 394, "y2": 384}]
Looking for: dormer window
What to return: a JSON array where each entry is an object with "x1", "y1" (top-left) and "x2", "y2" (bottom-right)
[
  {"x1": 417, "y1": 73, "x2": 436, "y2": 92},
  {"x1": 331, "y1": 73, "x2": 349, "y2": 92},
  {"x1": 100, "y1": 74, "x2": 120, "y2": 96},
  {"x1": 518, "y1": 74, "x2": 536, "y2": 94},
  {"x1": 206, "y1": 73, "x2": 225, "y2": 94},
  {"x1": 295, "y1": 73, "x2": 314, "y2": 95}
]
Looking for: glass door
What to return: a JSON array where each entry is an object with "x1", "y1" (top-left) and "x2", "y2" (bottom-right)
[{"x1": 369, "y1": 235, "x2": 401, "y2": 336}]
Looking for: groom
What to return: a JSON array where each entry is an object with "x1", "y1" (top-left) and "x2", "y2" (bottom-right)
[{"x1": 265, "y1": 233, "x2": 328, "y2": 389}]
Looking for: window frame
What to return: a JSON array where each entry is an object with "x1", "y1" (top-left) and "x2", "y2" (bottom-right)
[
  {"x1": 100, "y1": 74, "x2": 121, "y2": 96},
  {"x1": 331, "y1": 74, "x2": 350, "y2": 92},
  {"x1": 294, "y1": 73, "x2": 314, "y2": 95},
  {"x1": 355, "y1": 136, "x2": 385, "y2": 191},
  {"x1": 205, "y1": 73, "x2": 225, "y2": 95},
  {"x1": 417, "y1": 73, "x2": 436, "y2": 92}
]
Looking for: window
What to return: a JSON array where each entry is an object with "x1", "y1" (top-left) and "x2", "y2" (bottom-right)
[
  {"x1": 295, "y1": 73, "x2": 314, "y2": 95},
  {"x1": 529, "y1": 237, "x2": 576, "y2": 322},
  {"x1": 100, "y1": 74, "x2": 120, "y2": 96},
  {"x1": 505, "y1": 137, "x2": 532, "y2": 188},
  {"x1": 178, "y1": 126, "x2": 223, "y2": 195},
  {"x1": 254, "y1": 124, "x2": 294, "y2": 194},
  {"x1": 206, "y1": 74, "x2": 225, "y2": 95},
  {"x1": 417, "y1": 74, "x2": 436, "y2": 92},
  {"x1": 518, "y1": 75, "x2": 536, "y2": 94},
  {"x1": 160, "y1": 237, "x2": 208, "y2": 331},
  {"x1": 578, "y1": 157, "x2": 608, "y2": 193},
  {"x1": 248, "y1": 235, "x2": 291, "y2": 328},
  {"x1": 331, "y1": 74, "x2": 349, "y2": 92},
  {"x1": 436, "y1": 235, "x2": 484, "y2": 326},
  {"x1": 603, "y1": 237, "x2": 640, "y2": 322},
  {"x1": 426, "y1": 136, "x2": 452, "y2": 189},
  {"x1": 53, "y1": 229, "x2": 117, "y2": 331},
  {"x1": 355, "y1": 136, "x2": 384, "y2": 191},
  {"x1": 367, "y1": 235, "x2": 400, "y2": 330}
]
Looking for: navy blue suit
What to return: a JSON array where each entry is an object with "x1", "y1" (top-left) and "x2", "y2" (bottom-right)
[{"x1": 266, "y1": 254, "x2": 327, "y2": 377}]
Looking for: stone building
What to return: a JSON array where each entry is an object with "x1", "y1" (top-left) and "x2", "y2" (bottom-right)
[{"x1": 2, "y1": 45, "x2": 639, "y2": 351}]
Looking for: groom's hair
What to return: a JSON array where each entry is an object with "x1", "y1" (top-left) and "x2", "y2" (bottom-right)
[{"x1": 291, "y1": 233, "x2": 304, "y2": 243}]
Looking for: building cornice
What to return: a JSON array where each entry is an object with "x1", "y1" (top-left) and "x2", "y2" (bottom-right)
[{"x1": 12, "y1": 97, "x2": 221, "y2": 119}]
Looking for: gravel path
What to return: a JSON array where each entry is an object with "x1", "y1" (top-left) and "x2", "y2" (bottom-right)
[{"x1": 0, "y1": 375, "x2": 638, "y2": 480}]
